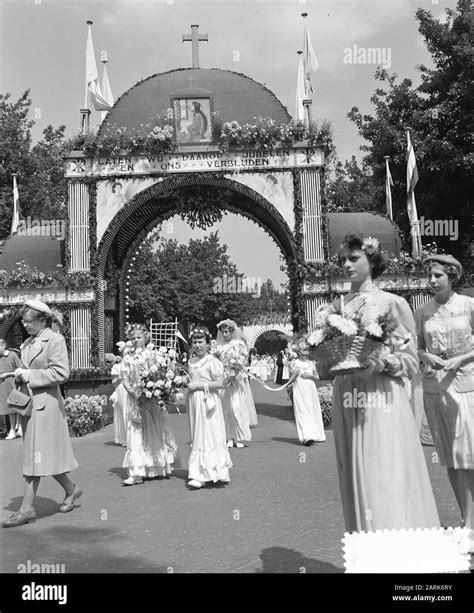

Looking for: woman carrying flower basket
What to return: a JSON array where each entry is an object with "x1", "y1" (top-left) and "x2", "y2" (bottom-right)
[
  {"x1": 215, "y1": 320, "x2": 252, "y2": 448},
  {"x1": 186, "y1": 327, "x2": 232, "y2": 489},
  {"x1": 415, "y1": 255, "x2": 474, "y2": 551},
  {"x1": 120, "y1": 324, "x2": 178, "y2": 486},
  {"x1": 309, "y1": 234, "x2": 440, "y2": 533}
]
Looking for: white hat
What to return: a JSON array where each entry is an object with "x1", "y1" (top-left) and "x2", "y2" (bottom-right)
[{"x1": 23, "y1": 299, "x2": 52, "y2": 316}]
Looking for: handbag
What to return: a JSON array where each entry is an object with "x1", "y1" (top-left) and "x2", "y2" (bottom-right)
[
  {"x1": 203, "y1": 383, "x2": 216, "y2": 413},
  {"x1": 7, "y1": 383, "x2": 33, "y2": 417}
]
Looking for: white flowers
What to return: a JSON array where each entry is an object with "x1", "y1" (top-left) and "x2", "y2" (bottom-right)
[
  {"x1": 327, "y1": 314, "x2": 358, "y2": 336},
  {"x1": 123, "y1": 343, "x2": 187, "y2": 407},
  {"x1": 364, "y1": 322, "x2": 383, "y2": 338},
  {"x1": 362, "y1": 237, "x2": 380, "y2": 254},
  {"x1": 307, "y1": 329, "x2": 324, "y2": 346},
  {"x1": 314, "y1": 305, "x2": 332, "y2": 326}
]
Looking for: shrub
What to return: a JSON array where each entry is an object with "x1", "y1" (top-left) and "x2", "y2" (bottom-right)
[
  {"x1": 65, "y1": 394, "x2": 107, "y2": 437},
  {"x1": 287, "y1": 382, "x2": 333, "y2": 428},
  {"x1": 317, "y1": 384, "x2": 333, "y2": 428}
]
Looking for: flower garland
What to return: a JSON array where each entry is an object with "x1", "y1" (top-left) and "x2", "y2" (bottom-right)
[
  {"x1": 0, "y1": 261, "x2": 98, "y2": 290},
  {"x1": 69, "y1": 116, "x2": 334, "y2": 157},
  {"x1": 70, "y1": 110, "x2": 177, "y2": 157}
]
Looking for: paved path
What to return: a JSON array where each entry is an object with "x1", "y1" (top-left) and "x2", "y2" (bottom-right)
[{"x1": 0, "y1": 382, "x2": 462, "y2": 574}]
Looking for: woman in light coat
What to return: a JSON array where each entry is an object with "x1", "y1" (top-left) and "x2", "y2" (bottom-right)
[{"x1": 2, "y1": 300, "x2": 81, "y2": 528}]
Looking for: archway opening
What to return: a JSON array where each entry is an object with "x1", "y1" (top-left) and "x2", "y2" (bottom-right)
[
  {"x1": 98, "y1": 174, "x2": 298, "y2": 353},
  {"x1": 254, "y1": 329, "x2": 290, "y2": 355}
]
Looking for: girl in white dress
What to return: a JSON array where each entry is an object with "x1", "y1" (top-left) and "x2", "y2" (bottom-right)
[
  {"x1": 186, "y1": 326, "x2": 233, "y2": 489},
  {"x1": 290, "y1": 339, "x2": 326, "y2": 445},
  {"x1": 110, "y1": 356, "x2": 127, "y2": 446},
  {"x1": 121, "y1": 324, "x2": 178, "y2": 485},
  {"x1": 415, "y1": 255, "x2": 474, "y2": 549},
  {"x1": 216, "y1": 320, "x2": 252, "y2": 447}
]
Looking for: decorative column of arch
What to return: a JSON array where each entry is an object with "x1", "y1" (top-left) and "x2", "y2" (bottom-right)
[
  {"x1": 67, "y1": 179, "x2": 97, "y2": 367},
  {"x1": 96, "y1": 173, "x2": 300, "y2": 361}
]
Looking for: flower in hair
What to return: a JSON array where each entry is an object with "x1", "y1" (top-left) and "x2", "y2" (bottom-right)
[{"x1": 362, "y1": 237, "x2": 380, "y2": 255}]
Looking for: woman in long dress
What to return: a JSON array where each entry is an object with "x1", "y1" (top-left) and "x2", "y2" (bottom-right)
[
  {"x1": 121, "y1": 324, "x2": 178, "y2": 485},
  {"x1": 414, "y1": 255, "x2": 474, "y2": 549},
  {"x1": 110, "y1": 356, "x2": 127, "y2": 446},
  {"x1": 186, "y1": 326, "x2": 232, "y2": 489},
  {"x1": 216, "y1": 320, "x2": 252, "y2": 448},
  {"x1": 290, "y1": 339, "x2": 326, "y2": 446},
  {"x1": 328, "y1": 234, "x2": 440, "y2": 532}
]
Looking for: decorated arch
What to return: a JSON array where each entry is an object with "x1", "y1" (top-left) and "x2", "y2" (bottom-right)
[{"x1": 243, "y1": 322, "x2": 293, "y2": 349}]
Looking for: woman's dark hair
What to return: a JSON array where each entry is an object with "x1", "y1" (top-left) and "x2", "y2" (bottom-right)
[
  {"x1": 189, "y1": 325, "x2": 211, "y2": 344},
  {"x1": 338, "y1": 233, "x2": 386, "y2": 280},
  {"x1": 19, "y1": 306, "x2": 53, "y2": 328}
]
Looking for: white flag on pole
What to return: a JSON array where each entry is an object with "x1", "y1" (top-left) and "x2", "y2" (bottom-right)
[
  {"x1": 100, "y1": 61, "x2": 114, "y2": 121},
  {"x1": 86, "y1": 24, "x2": 112, "y2": 112},
  {"x1": 303, "y1": 18, "x2": 319, "y2": 95},
  {"x1": 406, "y1": 131, "x2": 419, "y2": 224},
  {"x1": 407, "y1": 130, "x2": 422, "y2": 256},
  {"x1": 385, "y1": 157, "x2": 394, "y2": 221},
  {"x1": 295, "y1": 53, "x2": 306, "y2": 122},
  {"x1": 11, "y1": 175, "x2": 20, "y2": 235}
]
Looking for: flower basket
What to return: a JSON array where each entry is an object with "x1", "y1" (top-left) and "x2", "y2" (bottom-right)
[{"x1": 310, "y1": 335, "x2": 383, "y2": 377}]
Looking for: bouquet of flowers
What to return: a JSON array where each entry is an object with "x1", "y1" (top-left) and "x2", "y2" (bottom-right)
[
  {"x1": 209, "y1": 340, "x2": 222, "y2": 359},
  {"x1": 283, "y1": 342, "x2": 298, "y2": 371},
  {"x1": 217, "y1": 342, "x2": 248, "y2": 382},
  {"x1": 120, "y1": 342, "x2": 188, "y2": 410},
  {"x1": 306, "y1": 300, "x2": 398, "y2": 376}
]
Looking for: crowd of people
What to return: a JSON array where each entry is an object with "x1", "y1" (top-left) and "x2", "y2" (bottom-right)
[{"x1": 1, "y1": 232, "x2": 473, "y2": 557}]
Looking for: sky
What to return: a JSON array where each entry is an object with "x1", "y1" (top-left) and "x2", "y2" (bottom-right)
[{"x1": 0, "y1": 0, "x2": 455, "y2": 286}]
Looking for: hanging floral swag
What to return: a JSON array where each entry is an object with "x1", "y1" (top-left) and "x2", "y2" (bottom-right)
[{"x1": 69, "y1": 113, "x2": 334, "y2": 157}]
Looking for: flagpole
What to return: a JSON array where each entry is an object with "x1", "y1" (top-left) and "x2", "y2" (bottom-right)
[
  {"x1": 101, "y1": 56, "x2": 108, "y2": 123},
  {"x1": 295, "y1": 51, "x2": 305, "y2": 122},
  {"x1": 405, "y1": 126, "x2": 422, "y2": 257},
  {"x1": 301, "y1": 13, "x2": 311, "y2": 126},
  {"x1": 11, "y1": 173, "x2": 20, "y2": 235},
  {"x1": 85, "y1": 21, "x2": 93, "y2": 109},
  {"x1": 301, "y1": 13, "x2": 309, "y2": 98},
  {"x1": 384, "y1": 155, "x2": 393, "y2": 221}
]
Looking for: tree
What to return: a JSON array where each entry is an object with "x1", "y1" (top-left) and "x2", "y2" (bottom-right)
[
  {"x1": 325, "y1": 156, "x2": 381, "y2": 212},
  {"x1": 347, "y1": 0, "x2": 473, "y2": 264},
  {"x1": 0, "y1": 91, "x2": 34, "y2": 238},
  {"x1": 128, "y1": 230, "x2": 257, "y2": 333},
  {"x1": 0, "y1": 91, "x2": 69, "y2": 240}
]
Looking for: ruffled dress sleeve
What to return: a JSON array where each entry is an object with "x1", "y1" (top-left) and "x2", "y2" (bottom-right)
[{"x1": 208, "y1": 355, "x2": 224, "y2": 381}]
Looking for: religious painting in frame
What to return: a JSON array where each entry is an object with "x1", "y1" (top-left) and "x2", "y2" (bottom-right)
[{"x1": 172, "y1": 95, "x2": 213, "y2": 145}]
